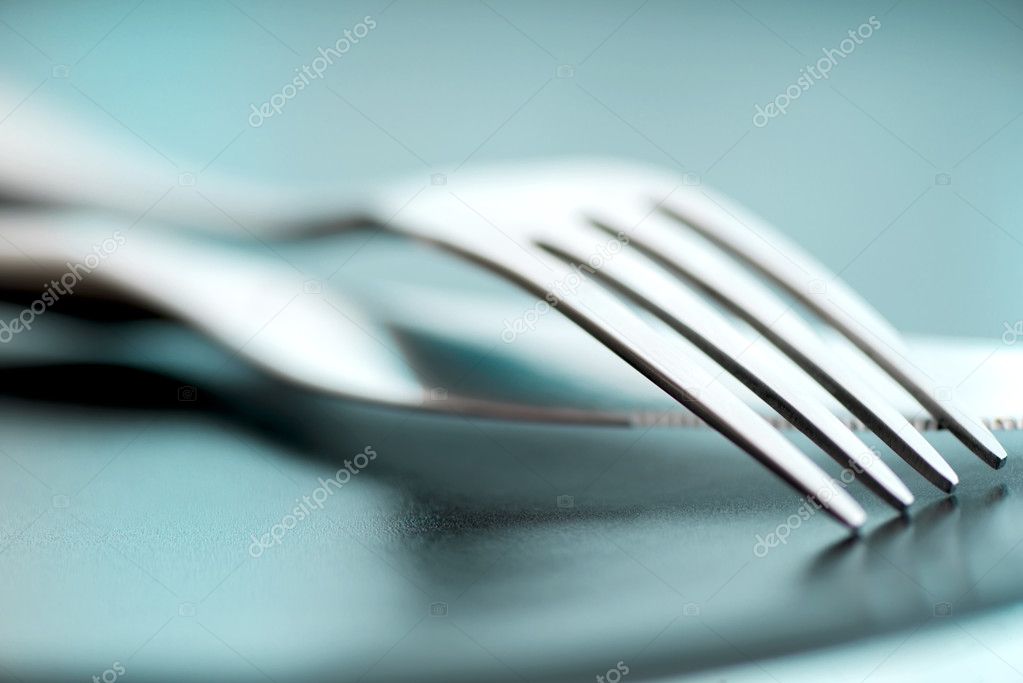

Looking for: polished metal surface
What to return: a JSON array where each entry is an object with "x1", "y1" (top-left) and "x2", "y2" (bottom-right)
[
  {"x1": 657, "y1": 190, "x2": 1008, "y2": 469},
  {"x1": 0, "y1": 2, "x2": 1020, "y2": 681},
  {"x1": 0, "y1": 160, "x2": 1008, "y2": 525}
]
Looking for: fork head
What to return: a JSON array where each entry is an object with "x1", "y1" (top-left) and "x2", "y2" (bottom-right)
[
  {"x1": 372, "y1": 159, "x2": 1006, "y2": 527},
  {"x1": 375, "y1": 159, "x2": 677, "y2": 255}
]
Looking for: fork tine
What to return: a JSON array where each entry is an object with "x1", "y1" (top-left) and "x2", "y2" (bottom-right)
[
  {"x1": 539, "y1": 225, "x2": 914, "y2": 510},
  {"x1": 588, "y1": 206, "x2": 959, "y2": 493},
  {"x1": 657, "y1": 188, "x2": 1007, "y2": 469},
  {"x1": 441, "y1": 239, "x2": 866, "y2": 528}
]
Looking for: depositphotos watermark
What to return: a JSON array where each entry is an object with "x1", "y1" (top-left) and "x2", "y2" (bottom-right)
[
  {"x1": 0, "y1": 231, "x2": 126, "y2": 343},
  {"x1": 248, "y1": 446, "x2": 376, "y2": 557},
  {"x1": 753, "y1": 16, "x2": 881, "y2": 128},
  {"x1": 752, "y1": 448, "x2": 881, "y2": 558},
  {"x1": 248, "y1": 15, "x2": 377, "y2": 127},
  {"x1": 1003, "y1": 320, "x2": 1022, "y2": 345},
  {"x1": 596, "y1": 660, "x2": 630, "y2": 683},
  {"x1": 91, "y1": 661, "x2": 126, "y2": 683},
  {"x1": 500, "y1": 232, "x2": 629, "y2": 343}
]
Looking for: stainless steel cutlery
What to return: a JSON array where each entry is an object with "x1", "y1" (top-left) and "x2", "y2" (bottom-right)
[{"x1": 0, "y1": 158, "x2": 1007, "y2": 528}]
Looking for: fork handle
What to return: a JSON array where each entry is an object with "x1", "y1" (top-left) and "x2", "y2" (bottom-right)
[
  {"x1": 0, "y1": 211, "x2": 424, "y2": 404},
  {"x1": 0, "y1": 83, "x2": 373, "y2": 235}
]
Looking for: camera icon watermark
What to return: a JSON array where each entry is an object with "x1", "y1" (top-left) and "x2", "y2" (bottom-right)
[
  {"x1": 935, "y1": 173, "x2": 952, "y2": 186},
  {"x1": 303, "y1": 279, "x2": 323, "y2": 294},
  {"x1": 177, "y1": 386, "x2": 197, "y2": 402},
  {"x1": 430, "y1": 173, "x2": 447, "y2": 186},
  {"x1": 429, "y1": 601, "x2": 448, "y2": 617},
  {"x1": 178, "y1": 172, "x2": 196, "y2": 187},
  {"x1": 557, "y1": 494, "x2": 575, "y2": 509},
  {"x1": 807, "y1": 278, "x2": 827, "y2": 295},
  {"x1": 934, "y1": 601, "x2": 952, "y2": 617},
  {"x1": 681, "y1": 172, "x2": 701, "y2": 186},
  {"x1": 429, "y1": 387, "x2": 448, "y2": 401},
  {"x1": 52, "y1": 64, "x2": 71, "y2": 79},
  {"x1": 52, "y1": 494, "x2": 70, "y2": 509},
  {"x1": 178, "y1": 602, "x2": 197, "y2": 617},
  {"x1": 682, "y1": 602, "x2": 700, "y2": 617},
  {"x1": 556, "y1": 64, "x2": 575, "y2": 78}
]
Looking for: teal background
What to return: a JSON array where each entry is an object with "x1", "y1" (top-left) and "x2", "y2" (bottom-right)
[
  {"x1": 1, "y1": 1, "x2": 1022, "y2": 682},
  {"x1": 0, "y1": 0, "x2": 1021, "y2": 335}
]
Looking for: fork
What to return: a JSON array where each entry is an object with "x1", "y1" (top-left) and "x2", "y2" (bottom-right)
[{"x1": 0, "y1": 160, "x2": 1007, "y2": 528}]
